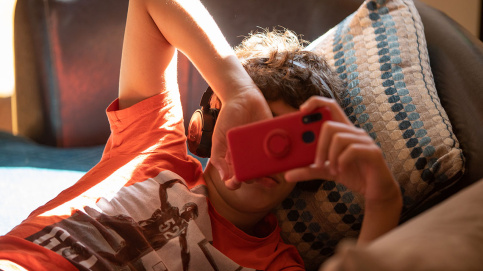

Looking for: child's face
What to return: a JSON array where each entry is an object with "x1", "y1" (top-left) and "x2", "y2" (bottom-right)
[{"x1": 205, "y1": 100, "x2": 299, "y2": 214}]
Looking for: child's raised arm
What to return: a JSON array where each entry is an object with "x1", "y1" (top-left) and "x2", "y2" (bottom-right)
[
  {"x1": 119, "y1": 0, "x2": 272, "y2": 187},
  {"x1": 285, "y1": 96, "x2": 403, "y2": 245}
]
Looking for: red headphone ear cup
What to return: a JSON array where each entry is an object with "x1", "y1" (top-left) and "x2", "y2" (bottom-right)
[
  {"x1": 188, "y1": 109, "x2": 204, "y2": 156},
  {"x1": 187, "y1": 108, "x2": 218, "y2": 158}
]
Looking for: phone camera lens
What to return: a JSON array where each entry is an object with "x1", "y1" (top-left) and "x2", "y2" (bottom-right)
[
  {"x1": 302, "y1": 131, "x2": 315, "y2": 143},
  {"x1": 302, "y1": 112, "x2": 322, "y2": 124}
]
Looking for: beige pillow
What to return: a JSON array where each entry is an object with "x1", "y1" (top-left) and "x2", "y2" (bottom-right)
[{"x1": 274, "y1": 0, "x2": 465, "y2": 269}]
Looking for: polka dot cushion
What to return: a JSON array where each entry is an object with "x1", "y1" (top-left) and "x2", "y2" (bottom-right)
[{"x1": 274, "y1": 0, "x2": 465, "y2": 269}]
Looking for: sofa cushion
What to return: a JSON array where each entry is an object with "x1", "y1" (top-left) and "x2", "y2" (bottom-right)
[
  {"x1": 274, "y1": 0, "x2": 465, "y2": 269},
  {"x1": 320, "y1": 178, "x2": 483, "y2": 271},
  {"x1": 0, "y1": 131, "x2": 104, "y2": 235}
]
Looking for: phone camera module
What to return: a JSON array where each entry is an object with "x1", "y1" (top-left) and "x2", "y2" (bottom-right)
[{"x1": 302, "y1": 112, "x2": 322, "y2": 124}]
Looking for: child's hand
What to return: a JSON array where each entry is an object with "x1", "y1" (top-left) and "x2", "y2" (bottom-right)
[
  {"x1": 210, "y1": 85, "x2": 272, "y2": 190},
  {"x1": 284, "y1": 96, "x2": 400, "y2": 204},
  {"x1": 286, "y1": 96, "x2": 402, "y2": 243}
]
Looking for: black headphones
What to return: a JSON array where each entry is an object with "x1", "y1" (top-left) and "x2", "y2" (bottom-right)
[{"x1": 187, "y1": 87, "x2": 219, "y2": 158}]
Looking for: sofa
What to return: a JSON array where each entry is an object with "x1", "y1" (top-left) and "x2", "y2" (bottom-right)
[{"x1": 1, "y1": 0, "x2": 482, "y2": 269}]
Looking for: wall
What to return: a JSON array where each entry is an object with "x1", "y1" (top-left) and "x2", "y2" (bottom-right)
[{"x1": 419, "y1": 0, "x2": 481, "y2": 38}]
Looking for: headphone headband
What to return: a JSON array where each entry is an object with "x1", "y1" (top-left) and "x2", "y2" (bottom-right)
[{"x1": 200, "y1": 87, "x2": 214, "y2": 109}]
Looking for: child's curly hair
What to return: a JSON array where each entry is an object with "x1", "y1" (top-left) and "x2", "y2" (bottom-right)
[{"x1": 228, "y1": 29, "x2": 344, "y2": 109}]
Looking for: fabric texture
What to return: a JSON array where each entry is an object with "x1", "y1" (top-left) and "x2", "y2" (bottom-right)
[
  {"x1": 0, "y1": 93, "x2": 302, "y2": 271},
  {"x1": 320, "y1": 178, "x2": 483, "y2": 271},
  {"x1": 0, "y1": 131, "x2": 103, "y2": 236},
  {"x1": 0, "y1": 131, "x2": 104, "y2": 172},
  {"x1": 274, "y1": 0, "x2": 465, "y2": 269}
]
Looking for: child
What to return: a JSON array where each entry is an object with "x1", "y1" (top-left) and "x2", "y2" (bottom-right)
[
  {"x1": 0, "y1": 0, "x2": 402, "y2": 270},
  {"x1": 208, "y1": 28, "x2": 402, "y2": 246}
]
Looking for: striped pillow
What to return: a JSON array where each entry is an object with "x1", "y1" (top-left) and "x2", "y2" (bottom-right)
[{"x1": 275, "y1": 0, "x2": 465, "y2": 269}]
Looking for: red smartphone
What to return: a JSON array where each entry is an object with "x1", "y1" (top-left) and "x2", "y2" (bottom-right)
[{"x1": 227, "y1": 107, "x2": 331, "y2": 182}]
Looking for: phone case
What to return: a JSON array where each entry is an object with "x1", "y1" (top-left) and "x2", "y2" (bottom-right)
[{"x1": 227, "y1": 107, "x2": 331, "y2": 181}]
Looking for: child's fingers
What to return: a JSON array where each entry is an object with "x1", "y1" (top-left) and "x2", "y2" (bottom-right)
[
  {"x1": 210, "y1": 155, "x2": 229, "y2": 181},
  {"x1": 222, "y1": 148, "x2": 242, "y2": 190},
  {"x1": 336, "y1": 143, "x2": 385, "y2": 196},
  {"x1": 316, "y1": 121, "x2": 350, "y2": 164},
  {"x1": 299, "y1": 96, "x2": 332, "y2": 112},
  {"x1": 284, "y1": 164, "x2": 335, "y2": 183},
  {"x1": 315, "y1": 121, "x2": 366, "y2": 167},
  {"x1": 210, "y1": 127, "x2": 230, "y2": 181},
  {"x1": 225, "y1": 147, "x2": 235, "y2": 180},
  {"x1": 224, "y1": 178, "x2": 242, "y2": 190},
  {"x1": 328, "y1": 130, "x2": 374, "y2": 174},
  {"x1": 300, "y1": 96, "x2": 351, "y2": 125}
]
